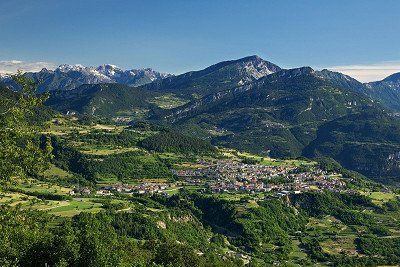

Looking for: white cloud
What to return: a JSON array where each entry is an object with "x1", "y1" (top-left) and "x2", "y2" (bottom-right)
[
  {"x1": 0, "y1": 60, "x2": 57, "y2": 75},
  {"x1": 324, "y1": 61, "x2": 400, "y2": 83}
]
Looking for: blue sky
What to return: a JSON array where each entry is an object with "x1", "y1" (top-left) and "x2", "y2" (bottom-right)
[{"x1": 0, "y1": 0, "x2": 399, "y2": 81}]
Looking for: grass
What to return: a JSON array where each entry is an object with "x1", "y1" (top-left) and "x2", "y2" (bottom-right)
[
  {"x1": 48, "y1": 198, "x2": 103, "y2": 217},
  {"x1": 139, "y1": 178, "x2": 170, "y2": 183},
  {"x1": 0, "y1": 192, "x2": 35, "y2": 205},
  {"x1": 164, "y1": 188, "x2": 180, "y2": 195},
  {"x1": 222, "y1": 149, "x2": 317, "y2": 167},
  {"x1": 15, "y1": 180, "x2": 71, "y2": 195},
  {"x1": 42, "y1": 164, "x2": 72, "y2": 178},
  {"x1": 148, "y1": 94, "x2": 189, "y2": 109},
  {"x1": 0, "y1": 182, "x2": 137, "y2": 217},
  {"x1": 91, "y1": 124, "x2": 125, "y2": 132},
  {"x1": 288, "y1": 238, "x2": 309, "y2": 265},
  {"x1": 80, "y1": 146, "x2": 139, "y2": 156},
  {"x1": 43, "y1": 117, "x2": 126, "y2": 136},
  {"x1": 115, "y1": 108, "x2": 150, "y2": 120},
  {"x1": 96, "y1": 175, "x2": 120, "y2": 184},
  {"x1": 360, "y1": 191, "x2": 397, "y2": 205},
  {"x1": 320, "y1": 236, "x2": 358, "y2": 256},
  {"x1": 174, "y1": 162, "x2": 206, "y2": 170},
  {"x1": 245, "y1": 200, "x2": 259, "y2": 208},
  {"x1": 157, "y1": 152, "x2": 185, "y2": 161}
]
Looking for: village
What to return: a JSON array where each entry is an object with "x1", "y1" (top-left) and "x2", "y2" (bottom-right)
[
  {"x1": 70, "y1": 159, "x2": 348, "y2": 197},
  {"x1": 70, "y1": 182, "x2": 173, "y2": 196},
  {"x1": 173, "y1": 159, "x2": 347, "y2": 196}
]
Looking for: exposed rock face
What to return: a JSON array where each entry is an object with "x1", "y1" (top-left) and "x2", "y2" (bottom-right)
[{"x1": 0, "y1": 64, "x2": 171, "y2": 92}]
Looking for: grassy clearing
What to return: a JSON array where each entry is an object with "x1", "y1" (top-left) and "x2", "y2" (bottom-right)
[
  {"x1": 320, "y1": 236, "x2": 358, "y2": 256},
  {"x1": 226, "y1": 150, "x2": 317, "y2": 167},
  {"x1": 0, "y1": 191, "x2": 71, "y2": 215},
  {"x1": 139, "y1": 178, "x2": 170, "y2": 183},
  {"x1": 164, "y1": 188, "x2": 180, "y2": 195},
  {"x1": 48, "y1": 198, "x2": 103, "y2": 217},
  {"x1": 96, "y1": 176, "x2": 120, "y2": 184},
  {"x1": 91, "y1": 124, "x2": 125, "y2": 132},
  {"x1": 157, "y1": 152, "x2": 186, "y2": 161},
  {"x1": 42, "y1": 164, "x2": 72, "y2": 178},
  {"x1": 0, "y1": 192, "x2": 35, "y2": 205},
  {"x1": 43, "y1": 117, "x2": 126, "y2": 136},
  {"x1": 115, "y1": 108, "x2": 149, "y2": 120},
  {"x1": 288, "y1": 238, "x2": 309, "y2": 265},
  {"x1": 15, "y1": 180, "x2": 71, "y2": 195},
  {"x1": 245, "y1": 200, "x2": 259, "y2": 208},
  {"x1": 173, "y1": 162, "x2": 206, "y2": 170},
  {"x1": 33, "y1": 200, "x2": 70, "y2": 211},
  {"x1": 80, "y1": 146, "x2": 139, "y2": 156},
  {"x1": 148, "y1": 94, "x2": 189, "y2": 109},
  {"x1": 306, "y1": 216, "x2": 348, "y2": 235},
  {"x1": 360, "y1": 191, "x2": 397, "y2": 206}
]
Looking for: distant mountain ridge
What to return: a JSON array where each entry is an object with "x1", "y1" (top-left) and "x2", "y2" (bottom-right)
[
  {"x1": 3, "y1": 56, "x2": 400, "y2": 113},
  {"x1": 364, "y1": 73, "x2": 400, "y2": 111},
  {"x1": 0, "y1": 64, "x2": 171, "y2": 92},
  {"x1": 314, "y1": 69, "x2": 400, "y2": 112},
  {"x1": 45, "y1": 55, "x2": 283, "y2": 118},
  {"x1": 143, "y1": 55, "x2": 282, "y2": 99}
]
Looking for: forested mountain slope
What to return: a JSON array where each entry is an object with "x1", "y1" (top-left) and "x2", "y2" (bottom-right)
[{"x1": 45, "y1": 83, "x2": 161, "y2": 117}]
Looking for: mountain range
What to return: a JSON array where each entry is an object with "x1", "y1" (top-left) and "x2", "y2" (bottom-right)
[
  {"x1": 1, "y1": 55, "x2": 400, "y2": 185},
  {"x1": 0, "y1": 64, "x2": 171, "y2": 92}
]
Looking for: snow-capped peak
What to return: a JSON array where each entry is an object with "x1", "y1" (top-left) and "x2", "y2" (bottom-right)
[
  {"x1": 0, "y1": 63, "x2": 173, "y2": 92},
  {"x1": 95, "y1": 64, "x2": 123, "y2": 78},
  {"x1": 57, "y1": 64, "x2": 86, "y2": 72}
]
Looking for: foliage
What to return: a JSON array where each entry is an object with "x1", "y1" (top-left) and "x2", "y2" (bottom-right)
[
  {"x1": 46, "y1": 83, "x2": 159, "y2": 118},
  {"x1": 304, "y1": 109, "x2": 400, "y2": 185},
  {"x1": 0, "y1": 75, "x2": 52, "y2": 183},
  {"x1": 51, "y1": 137, "x2": 172, "y2": 182},
  {"x1": 139, "y1": 131, "x2": 216, "y2": 154},
  {"x1": 356, "y1": 236, "x2": 400, "y2": 262}
]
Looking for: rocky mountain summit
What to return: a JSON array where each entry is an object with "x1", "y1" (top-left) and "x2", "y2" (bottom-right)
[{"x1": 0, "y1": 64, "x2": 171, "y2": 92}]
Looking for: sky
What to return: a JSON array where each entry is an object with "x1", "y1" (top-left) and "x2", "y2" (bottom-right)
[{"x1": 0, "y1": 0, "x2": 399, "y2": 82}]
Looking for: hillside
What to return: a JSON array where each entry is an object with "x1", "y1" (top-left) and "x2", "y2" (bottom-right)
[
  {"x1": 45, "y1": 83, "x2": 161, "y2": 118},
  {"x1": 160, "y1": 67, "x2": 375, "y2": 153},
  {"x1": 304, "y1": 110, "x2": 400, "y2": 185}
]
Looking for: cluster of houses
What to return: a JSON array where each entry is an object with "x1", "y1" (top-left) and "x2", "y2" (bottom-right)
[
  {"x1": 69, "y1": 186, "x2": 91, "y2": 195},
  {"x1": 173, "y1": 159, "x2": 347, "y2": 195},
  {"x1": 173, "y1": 160, "x2": 291, "y2": 181},
  {"x1": 97, "y1": 183, "x2": 172, "y2": 195},
  {"x1": 70, "y1": 183, "x2": 173, "y2": 196}
]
